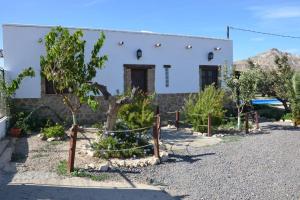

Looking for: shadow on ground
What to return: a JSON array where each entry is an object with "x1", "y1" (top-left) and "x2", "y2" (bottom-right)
[
  {"x1": 0, "y1": 183, "x2": 176, "y2": 200},
  {"x1": 167, "y1": 152, "x2": 216, "y2": 164},
  {"x1": 261, "y1": 123, "x2": 300, "y2": 132}
]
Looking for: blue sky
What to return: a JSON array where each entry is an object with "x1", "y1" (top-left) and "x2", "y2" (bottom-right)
[{"x1": 1, "y1": 0, "x2": 300, "y2": 63}]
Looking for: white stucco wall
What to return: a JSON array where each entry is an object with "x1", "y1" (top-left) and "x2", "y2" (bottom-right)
[
  {"x1": 2, "y1": 24, "x2": 233, "y2": 98},
  {"x1": 0, "y1": 117, "x2": 7, "y2": 139}
]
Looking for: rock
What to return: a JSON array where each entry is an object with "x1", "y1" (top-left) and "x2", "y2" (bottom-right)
[
  {"x1": 160, "y1": 151, "x2": 169, "y2": 162},
  {"x1": 47, "y1": 137, "x2": 55, "y2": 142},
  {"x1": 86, "y1": 149, "x2": 95, "y2": 157},
  {"x1": 149, "y1": 157, "x2": 160, "y2": 165},
  {"x1": 88, "y1": 163, "x2": 95, "y2": 169},
  {"x1": 98, "y1": 162, "x2": 109, "y2": 172}
]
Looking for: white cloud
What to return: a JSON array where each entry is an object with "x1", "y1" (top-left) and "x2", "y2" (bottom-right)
[{"x1": 249, "y1": 6, "x2": 300, "y2": 19}]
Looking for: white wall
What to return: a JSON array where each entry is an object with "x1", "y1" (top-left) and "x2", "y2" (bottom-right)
[
  {"x1": 3, "y1": 24, "x2": 233, "y2": 98},
  {"x1": 0, "y1": 117, "x2": 7, "y2": 139}
]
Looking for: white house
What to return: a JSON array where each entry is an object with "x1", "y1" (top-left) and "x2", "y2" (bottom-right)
[{"x1": 1, "y1": 24, "x2": 233, "y2": 125}]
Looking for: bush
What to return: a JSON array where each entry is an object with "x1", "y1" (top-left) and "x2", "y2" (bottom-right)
[
  {"x1": 184, "y1": 85, "x2": 225, "y2": 132},
  {"x1": 10, "y1": 108, "x2": 54, "y2": 133},
  {"x1": 254, "y1": 105, "x2": 285, "y2": 121},
  {"x1": 92, "y1": 125, "x2": 153, "y2": 159},
  {"x1": 92, "y1": 131, "x2": 152, "y2": 159},
  {"x1": 42, "y1": 124, "x2": 65, "y2": 138},
  {"x1": 282, "y1": 113, "x2": 293, "y2": 121},
  {"x1": 118, "y1": 91, "x2": 155, "y2": 129}
]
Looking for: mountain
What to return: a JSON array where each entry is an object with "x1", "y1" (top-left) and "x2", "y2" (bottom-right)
[{"x1": 234, "y1": 48, "x2": 300, "y2": 71}]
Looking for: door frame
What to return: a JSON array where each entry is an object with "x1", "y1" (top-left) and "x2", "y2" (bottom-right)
[
  {"x1": 199, "y1": 65, "x2": 219, "y2": 90},
  {"x1": 123, "y1": 64, "x2": 155, "y2": 93}
]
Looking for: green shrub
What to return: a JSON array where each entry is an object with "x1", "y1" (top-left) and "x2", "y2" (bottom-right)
[
  {"x1": 92, "y1": 132, "x2": 151, "y2": 159},
  {"x1": 118, "y1": 91, "x2": 155, "y2": 129},
  {"x1": 57, "y1": 160, "x2": 68, "y2": 176},
  {"x1": 91, "y1": 122, "x2": 104, "y2": 129},
  {"x1": 71, "y1": 169, "x2": 109, "y2": 181},
  {"x1": 42, "y1": 124, "x2": 65, "y2": 138},
  {"x1": 282, "y1": 113, "x2": 293, "y2": 121},
  {"x1": 254, "y1": 105, "x2": 285, "y2": 121},
  {"x1": 184, "y1": 85, "x2": 225, "y2": 132},
  {"x1": 10, "y1": 108, "x2": 54, "y2": 133}
]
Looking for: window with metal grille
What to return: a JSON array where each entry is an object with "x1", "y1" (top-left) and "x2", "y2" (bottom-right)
[
  {"x1": 164, "y1": 65, "x2": 171, "y2": 87},
  {"x1": 45, "y1": 78, "x2": 69, "y2": 94}
]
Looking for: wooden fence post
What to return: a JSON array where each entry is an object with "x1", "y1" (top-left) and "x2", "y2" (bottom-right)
[
  {"x1": 68, "y1": 124, "x2": 78, "y2": 173},
  {"x1": 153, "y1": 116, "x2": 160, "y2": 159},
  {"x1": 156, "y1": 105, "x2": 160, "y2": 115},
  {"x1": 245, "y1": 113, "x2": 249, "y2": 134},
  {"x1": 207, "y1": 113, "x2": 212, "y2": 137},
  {"x1": 175, "y1": 111, "x2": 180, "y2": 129},
  {"x1": 157, "y1": 114, "x2": 161, "y2": 139},
  {"x1": 255, "y1": 111, "x2": 259, "y2": 130}
]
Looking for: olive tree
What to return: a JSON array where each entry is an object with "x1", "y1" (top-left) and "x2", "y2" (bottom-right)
[
  {"x1": 40, "y1": 27, "x2": 107, "y2": 172},
  {"x1": 223, "y1": 65, "x2": 259, "y2": 129},
  {"x1": 255, "y1": 56, "x2": 294, "y2": 112}
]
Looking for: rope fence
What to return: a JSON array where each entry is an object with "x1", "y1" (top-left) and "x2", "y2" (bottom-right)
[{"x1": 156, "y1": 106, "x2": 260, "y2": 135}]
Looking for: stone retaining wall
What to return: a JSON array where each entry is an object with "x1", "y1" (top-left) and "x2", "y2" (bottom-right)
[{"x1": 13, "y1": 93, "x2": 194, "y2": 125}]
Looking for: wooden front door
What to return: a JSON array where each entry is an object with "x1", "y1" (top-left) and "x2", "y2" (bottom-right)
[
  {"x1": 131, "y1": 68, "x2": 148, "y2": 92},
  {"x1": 201, "y1": 66, "x2": 218, "y2": 90}
]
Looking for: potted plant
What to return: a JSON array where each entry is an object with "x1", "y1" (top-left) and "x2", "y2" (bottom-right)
[
  {"x1": 0, "y1": 67, "x2": 35, "y2": 137},
  {"x1": 9, "y1": 112, "x2": 28, "y2": 137}
]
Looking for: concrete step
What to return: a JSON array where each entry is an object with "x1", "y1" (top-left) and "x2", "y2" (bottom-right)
[
  {"x1": 0, "y1": 139, "x2": 10, "y2": 156},
  {"x1": 0, "y1": 147, "x2": 13, "y2": 169},
  {"x1": 0, "y1": 137, "x2": 17, "y2": 171}
]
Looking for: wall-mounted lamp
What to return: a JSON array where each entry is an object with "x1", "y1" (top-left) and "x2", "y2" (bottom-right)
[
  {"x1": 136, "y1": 49, "x2": 142, "y2": 59},
  {"x1": 208, "y1": 52, "x2": 214, "y2": 61},
  {"x1": 186, "y1": 45, "x2": 192, "y2": 49},
  {"x1": 118, "y1": 41, "x2": 124, "y2": 46},
  {"x1": 214, "y1": 47, "x2": 222, "y2": 51},
  {"x1": 0, "y1": 49, "x2": 3, "y2": 58},
  {"x1": 155, "y1": 43, "x2": 162, "y2": 47}
]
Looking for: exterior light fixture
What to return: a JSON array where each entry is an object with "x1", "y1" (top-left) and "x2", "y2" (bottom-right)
[
  {"x1": 208, "y1": 52, "x2": 214, "y2": 61},
  {"x1": 0, "y1": 49, "x2": 3, "y2": 58},
  {"x1": 155, "y1": 43, "x2": 162, "y2": 47},
  {"x1": 118, "y1": 41, "x2": 124, "y2": 46},
  {"x1": 186, "y1": 45, "x2": 192, "y2": 49},
  {"x1": 136, "y1": 49, "x2": 142, "y2": 59},
  {"x1": 214, "y1": 47, "x2": 222, "y2": 51}
]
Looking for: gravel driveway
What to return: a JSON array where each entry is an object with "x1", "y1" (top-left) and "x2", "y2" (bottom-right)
[
  {"x1": 125, "y1": 122, "x2": 300, "y2": 200},
  {"x1": 1, "y1": 122, "x2": 299, "y2": 200}
]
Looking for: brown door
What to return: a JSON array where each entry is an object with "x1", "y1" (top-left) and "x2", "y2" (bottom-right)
[
  {"x1": 201, "y1": 66, "x2": 218, "y2": 90},
  {"x1": 131, "y1": 68, "x2": 148, "y2": 92}
]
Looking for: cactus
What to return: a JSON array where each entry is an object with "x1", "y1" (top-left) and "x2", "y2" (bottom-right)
[
  {"x1": 293, "y1": 72, "x2": 300, "y2": 100},
  {"x1": 292, "y1": 72, "x2": 300, "y2": 125}
]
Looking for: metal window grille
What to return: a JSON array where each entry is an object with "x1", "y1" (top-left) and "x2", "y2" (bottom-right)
[{"x1": 164, "y1": 65, "x2": 171, "y2": 87}]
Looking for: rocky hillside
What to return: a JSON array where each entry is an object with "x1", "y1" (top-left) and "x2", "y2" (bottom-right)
[{"x1": 234, "y1": 48, "x2": 300, "y2": 71}]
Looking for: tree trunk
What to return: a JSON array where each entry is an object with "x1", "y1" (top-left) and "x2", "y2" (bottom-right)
[
  {"x1": 106, "y1": 97, "x2": 120, "y2": 131},
  {"x1": 89, "y1": 82, "x2": 138, "y2": 131},
  {"x1": 282, "y1": 100, "x2": 290, "y2": 112},
  {"x1": 237, "y1": 108, "x2": 241, "y2": 130},
  {"x1": 68, "y1": 112, "x2": 78, "y2": 173}
]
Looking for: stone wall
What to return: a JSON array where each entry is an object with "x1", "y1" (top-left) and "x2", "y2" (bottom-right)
[{"x1": 13, "y1": 93, "x2": 194, "y2": 125}]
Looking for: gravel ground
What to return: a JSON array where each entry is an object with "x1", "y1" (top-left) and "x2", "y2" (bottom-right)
[
  {"x1": 1, "y1": 122, "x2": 300, "y2": 200},
  {"x1": 122, "y1": 122, "x2": 300, "y2": 200}
]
